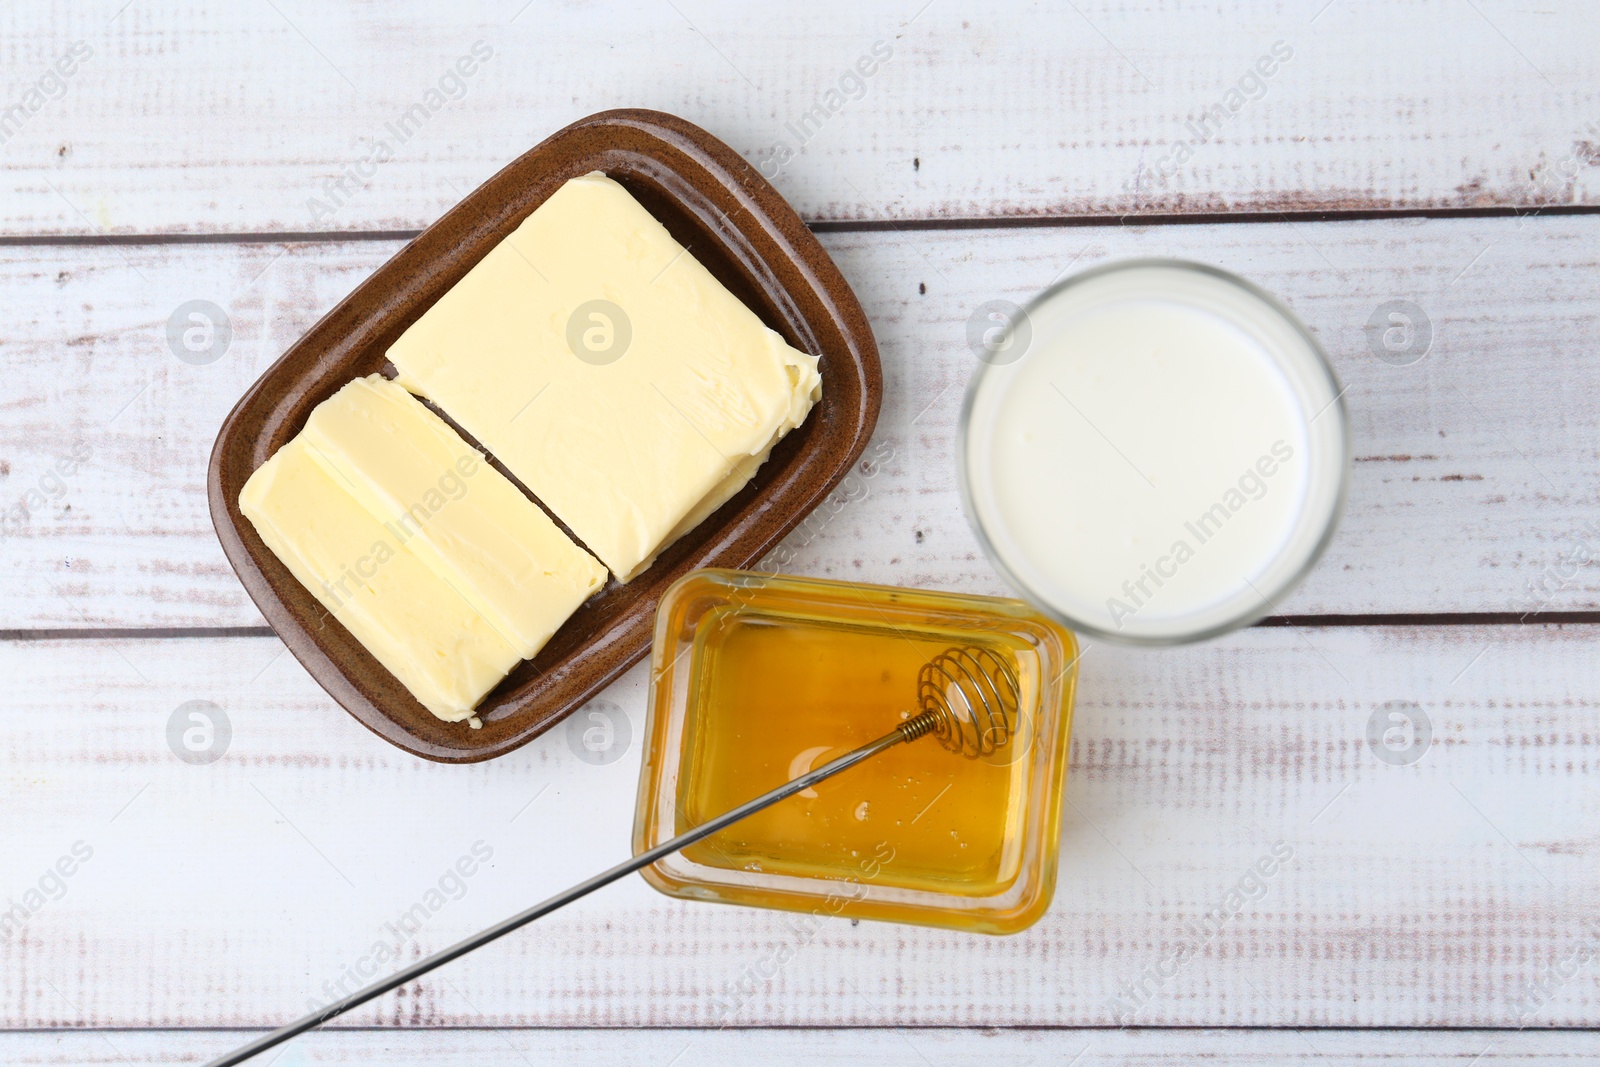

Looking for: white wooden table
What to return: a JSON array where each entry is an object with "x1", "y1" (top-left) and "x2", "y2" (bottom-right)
[{"x1": 3, "y1": 2, "x2": 1598, "y2": 1063}]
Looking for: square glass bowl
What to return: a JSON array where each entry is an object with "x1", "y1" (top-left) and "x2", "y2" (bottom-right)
[{"x1": 634, "y1": 569, "x2": 1078, "y2": 934}]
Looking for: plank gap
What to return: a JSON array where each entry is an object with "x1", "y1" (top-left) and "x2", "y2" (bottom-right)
[
  {"x1": 6, "y1": 203, "x2": 1600, "y2": 248},
  {"x1": 9, "y1": 613, "x2": 1600, "y2": 643}
]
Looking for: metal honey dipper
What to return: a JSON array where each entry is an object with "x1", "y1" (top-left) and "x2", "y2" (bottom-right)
[{"x1": 209, "y1": 646, "x2": 1021, "y2": 1066}]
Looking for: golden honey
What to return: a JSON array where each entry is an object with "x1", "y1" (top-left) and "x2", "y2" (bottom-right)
[
  {"x1": 636, "y1": 569, "x2": 1078, "y2": 934},
  {"x1": 679, "y1": 613, "x2": 1027, "y2": 890}
]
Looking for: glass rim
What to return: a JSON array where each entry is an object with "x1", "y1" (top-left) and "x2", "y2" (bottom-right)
[{"x1": 956, "y1": 256, "x2": 1352, "y2": 647}]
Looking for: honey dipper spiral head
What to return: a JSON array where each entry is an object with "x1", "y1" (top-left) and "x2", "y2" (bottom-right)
[{"x1": 908, "y1": 646, "x2": 1022, "y2": 758}]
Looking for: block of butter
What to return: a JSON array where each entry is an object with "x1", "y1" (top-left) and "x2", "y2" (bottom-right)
[
  {"x1": 239, "y1": 377, "x2": 607, "y2": 722},
  {"x1": 240, "y1": 437, "x2": 522, "y2": 722},
  {"x1": 300, "y1": 374, "x2": 606, "y2": 659},
  {"x1": 387, "y1": 171, "x2": 822, "y2": 581}
]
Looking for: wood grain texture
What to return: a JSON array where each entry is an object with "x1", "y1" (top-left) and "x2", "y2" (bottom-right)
[
  {"x1": 2, "y1": 1, "x2": 1597, "y2": 237},
  {"x1": 2, "y1": 214, "x2": 1598, "y2": 628},
  {"x1": 5, "y1": 3, "x2": 1600, "y2": 1050},
  {"x1": 3, "y1": 623, "x2": 1596, "y2": 1028},
  {"x1": 3, "y1": 1028, "x2": 1597, "y2": 1066}
]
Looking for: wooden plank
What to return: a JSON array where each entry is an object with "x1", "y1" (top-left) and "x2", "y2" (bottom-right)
[
  {"x1": 3, "y1": 623, "x2": 1596, "y2": 1028},
  {"x1": 2, "y1": 1, "x2": 1597, "y2": 236},
  {"x1": 2, "y1": 1027, "x2": 1595, "y2": 1065},
  {"x1": 3, "y1": 214, "x2": 1599, "y2": 628}
]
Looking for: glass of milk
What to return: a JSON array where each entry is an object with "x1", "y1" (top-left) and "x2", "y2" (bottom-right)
[{"x1": 959, "y1": 259, "x2": 1348, "y2": 645}]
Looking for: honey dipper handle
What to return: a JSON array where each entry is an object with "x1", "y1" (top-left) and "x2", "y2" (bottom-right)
[{"x1": 205, "y1": 721, "x2": 923, "y2": 1067}]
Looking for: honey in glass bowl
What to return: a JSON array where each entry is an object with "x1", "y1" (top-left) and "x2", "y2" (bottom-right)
[{"x1": 634, "y1": 569, "x2": 1078, "y2": 934}]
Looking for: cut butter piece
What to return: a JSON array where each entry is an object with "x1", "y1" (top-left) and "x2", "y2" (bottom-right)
[
  {"x1": 239, "y1": 437, "x2": 521, "y2": 722},
  {"x1": 387, "y1": 171, "x2": 822, "y2": 581},
  {"x1": 300, "y1": 374, "x2": 606, "y2": 659}
]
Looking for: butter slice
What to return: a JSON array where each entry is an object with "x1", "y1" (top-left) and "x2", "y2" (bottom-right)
[
  {"x1": 240, "y1": 437, "x2": 521, "y2": 722},
  {"x1": 387, "y1": 171, "x2": 822, "y2": 581},
  {"x1": 300, "y1": 374, "x2": 606, "y2": 659}
]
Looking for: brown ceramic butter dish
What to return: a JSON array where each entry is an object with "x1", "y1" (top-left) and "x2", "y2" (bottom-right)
[{"x1": 208, "y1": 109, "x2": 882, "y2": 763}]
